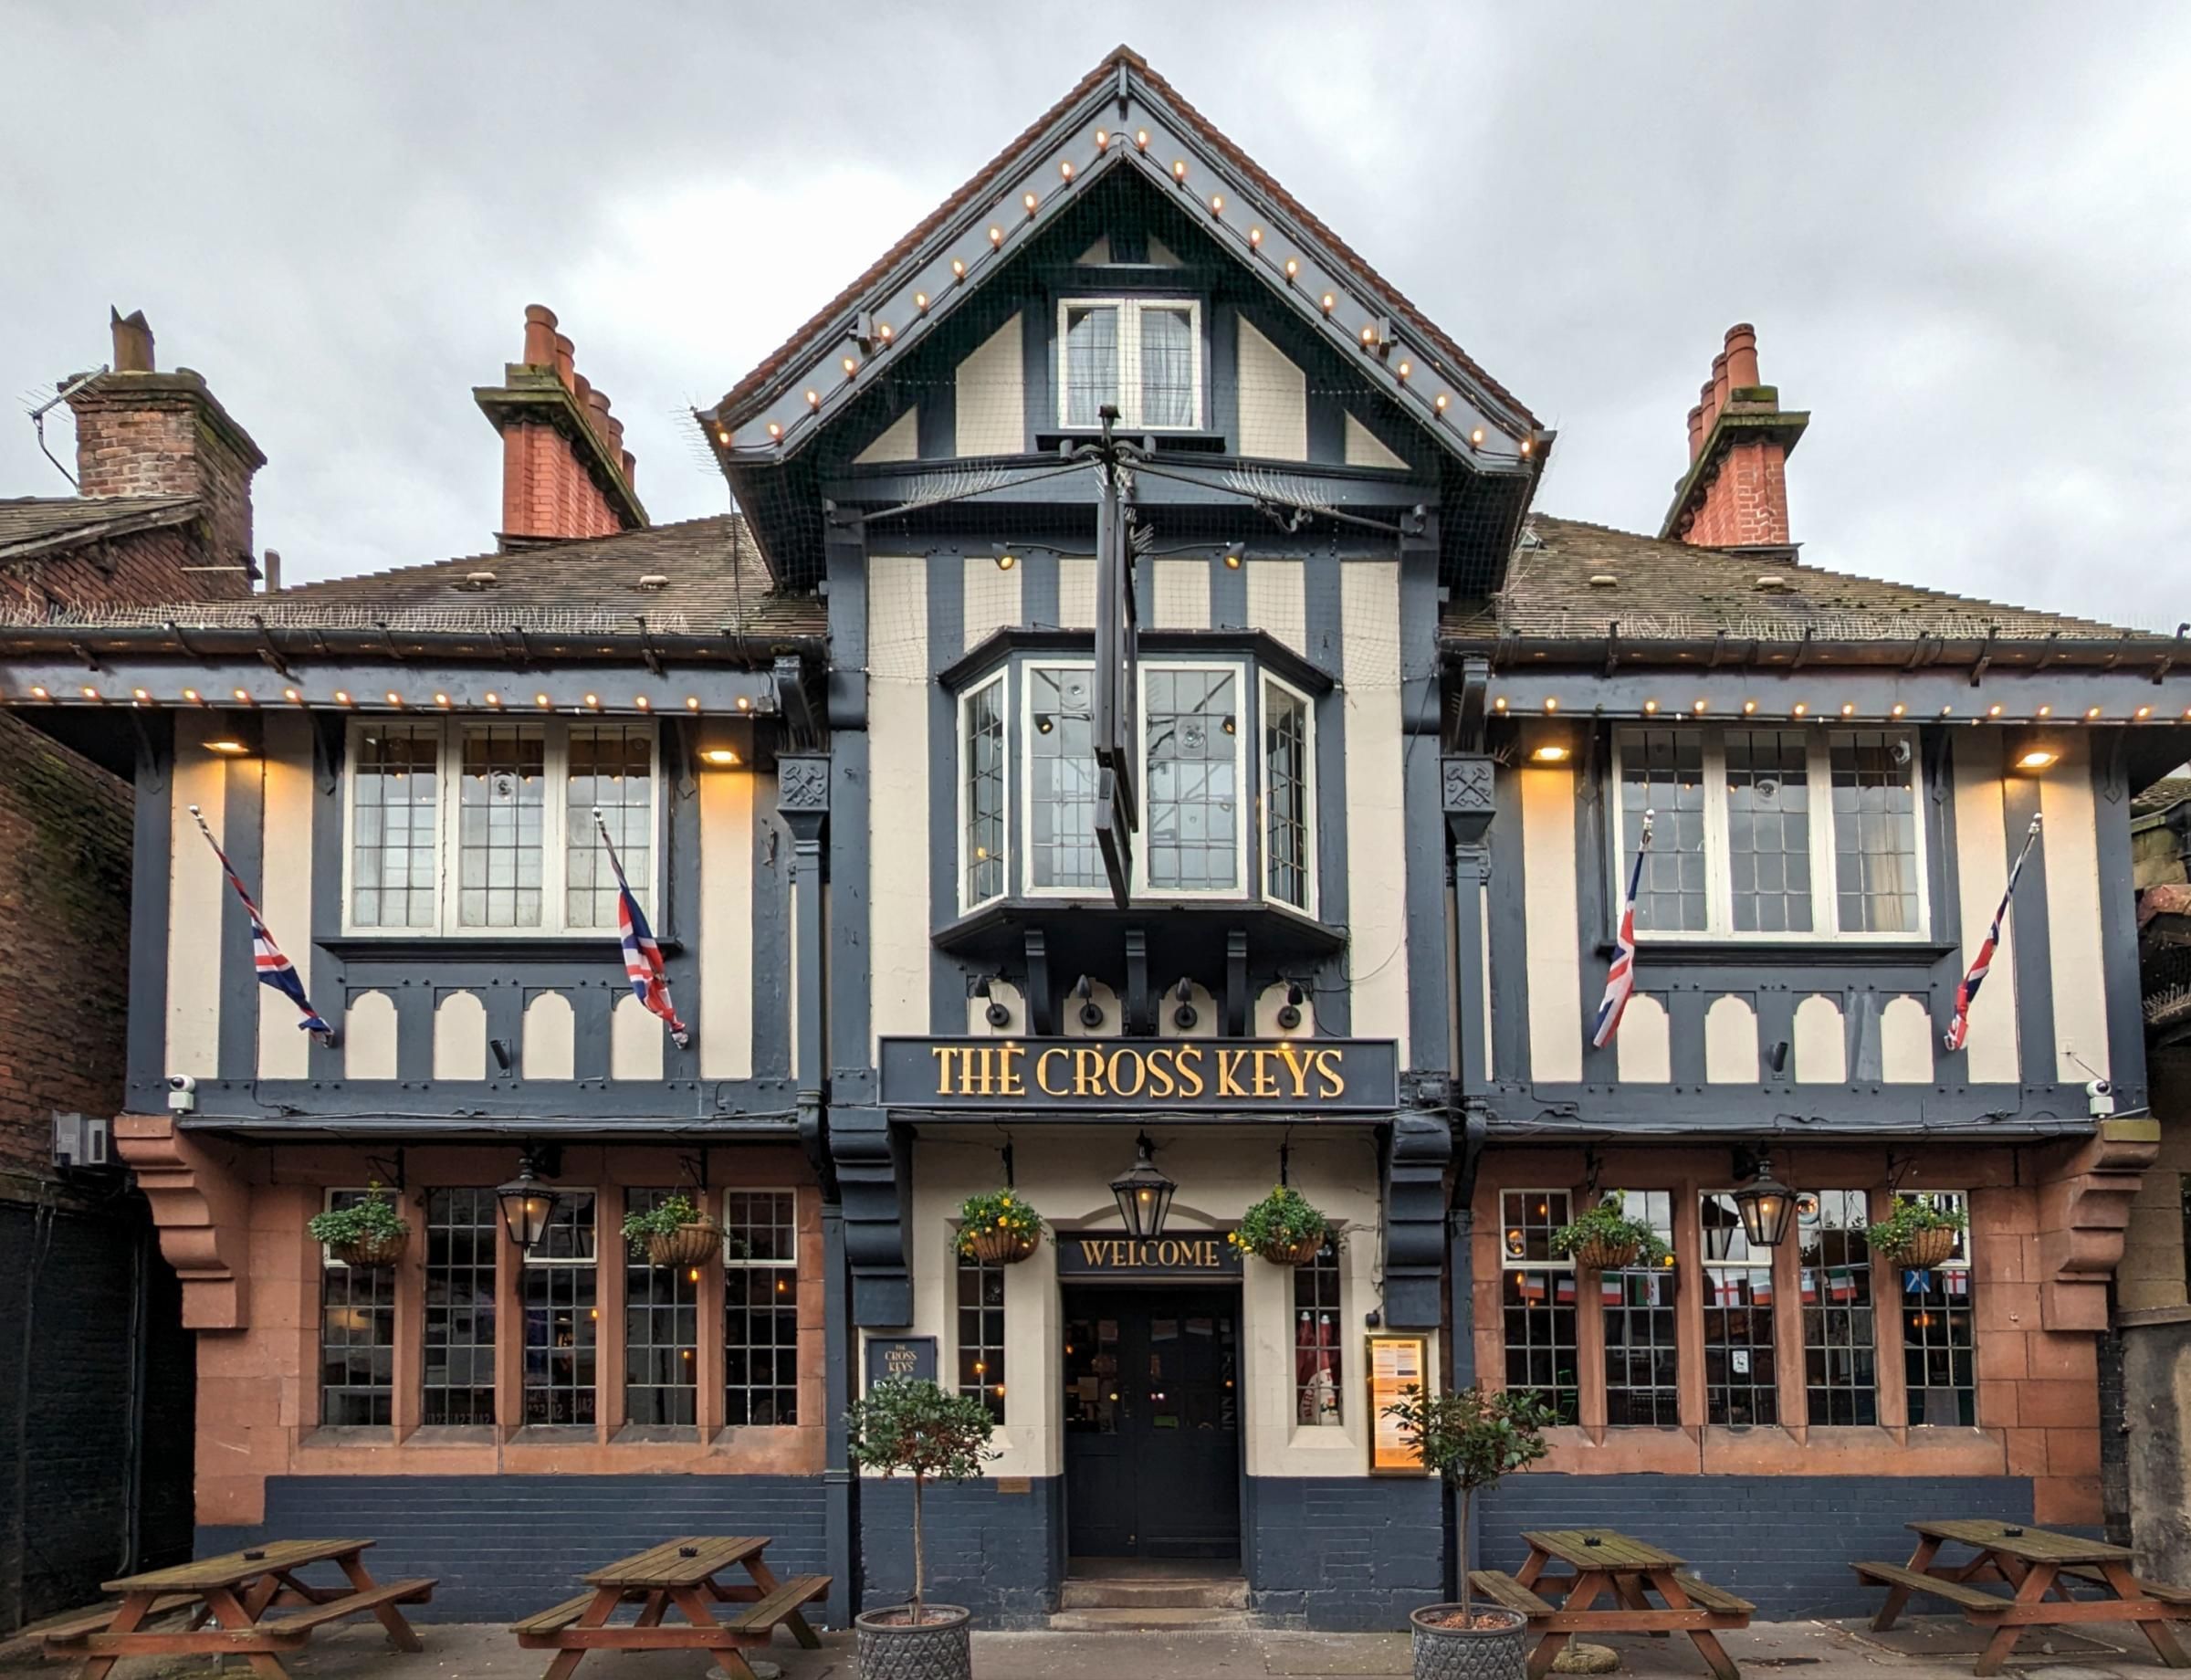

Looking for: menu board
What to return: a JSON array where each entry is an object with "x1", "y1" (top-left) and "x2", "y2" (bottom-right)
[{"x1": 1367, "y1": 1334, "x2": 1431, "y2": 1475}]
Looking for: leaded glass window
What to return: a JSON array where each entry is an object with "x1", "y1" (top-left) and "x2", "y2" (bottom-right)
[
  {"x1": 522, "y1": 1192, "x2": 597, "y2": 1426},
  {"x1": 1056, "y1": 299, "x2": 1201, "y2": 429},
  {"x1": 423, "y1": 1188, "x2": 498, "y2": 1426},
  {"x1": 1028, "y1": 666, "x2": 1100, "y2": 890},
  {"x1": 320, "y1": 1190, "x2": 397, "y2": 1426},
  {"x1": 723, "y1": 1190, "x2": 800, "y2": 1427},
  {"x1": 1263, "y1": 676, "x2": 1313, "y2": 912},
  {"x1": 962, "y1": 676, "x2": 1007, "y2": 907},
  {"x1": 1724, "y1": 730, "x2": 1812, "y2": 934},
  {"x1": 1501, "y1": 1191, "x2": 1579, "y2": 1423},
  {"x1": 350, "y1": 724, "x2": 439, "y2": 929},
  {"x1": 1902, "y1": 1192, "x2": 1976, "y2": 1426},
  {"x1": 1699, "y1": 1191, "x2": 1777, "y2": 1424},
  {"x1": 1295, "y1": 1239, "x2": 1343, "y2": 1425},
  {"x1": 1831, "y1": 731, "x2": 1921, "y2": 933},
  {"x1": 1144, "y1": 666, "x2": 1240, "y2": 891},
  {"x1": 1619, "y1": 729, "x2": 1708, "y2": 931},
  {"x1": 1799, "y1": 1190, "x2": 1877, "y2": 1424},
  {"x1": 457, "y1": 724, "x2": 545, "y2": 929},
  {"x1": 1603, "y1": 1190, "x2": 1680, "y2": 1426},
  {"x1": 565, "y1": 722, "x2": 652, "y2": 929},
  {"x1": 624, "y1": 1189, "x2": 698, "y2": 1428},
  {"x1": 958, "y1": 1257, "x2": 1006, "y2": 1424}
]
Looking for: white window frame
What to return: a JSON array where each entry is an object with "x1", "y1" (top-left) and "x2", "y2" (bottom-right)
[
  {"x1": 319, "y1": 1184, "x2": 373, "y2": 1268},
  {"x1": 1135, "y1": 658, "x2": 1250, "y2": 901},
  {"x1": 721, "y1": 1188, "x2": 801, "y2": 1269},
  {"x1": 1609, "y1": 726, "x2": 1930, "y2": 942},
  {"x1": 1055, "y1": 297, "x2": 1203, "y2": 431},
  {"x1": 958, "y1": 670, "x2": 1011, "y2": 914},
  {"x1": 1020, "y1": 658, "x2": 1101, "y2": 901},
  {"x1": 1258, "y1": 670, "x2": 1318, "y2": 919},
  {"x1": 341, "y1": 717, "x2": 659, "y2": 938}
]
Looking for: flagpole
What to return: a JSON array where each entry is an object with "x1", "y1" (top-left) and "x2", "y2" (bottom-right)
[
  {"x1": 596, "y1": 805, "x2": 690, "y2": 1049},
  {"x1": 183, "y1": 803, "x2": 336, "y2": 1045}
]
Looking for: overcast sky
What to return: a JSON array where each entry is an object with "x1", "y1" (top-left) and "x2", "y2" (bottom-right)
[{"x1": 5, "y1": 3, "x2": 2186, "y2": 627}]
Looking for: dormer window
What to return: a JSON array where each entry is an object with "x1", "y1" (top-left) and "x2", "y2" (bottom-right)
[{"x1": 1058, "y1": 299, "x2": 1201, "y2": 429}]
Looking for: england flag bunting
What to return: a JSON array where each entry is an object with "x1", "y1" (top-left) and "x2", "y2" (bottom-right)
[
  {"x1": 1945, "y1": 813, "x2": 2042, "y2": 1053},
  {"x1": 1592, "y1": 808, "x2": 1653, "y2": 1048},
  {"x1": 186, "y1": 803, "x2": 334, "y2": 1043},
  {"x1": 595, "y1": 807, "x2": 689, "y2": 1049}
]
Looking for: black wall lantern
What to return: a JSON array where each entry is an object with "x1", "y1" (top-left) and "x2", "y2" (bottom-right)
[
  {"x1": 1732, "y1": 1147, "x2": 1796, "y2": 1249},
  {"x1": 496, "y1": 1148, "x2": 561, "y2": 1251},
  {"x1": 1111, "y1": 1132, "x2": 1177, "y2": 1239}
]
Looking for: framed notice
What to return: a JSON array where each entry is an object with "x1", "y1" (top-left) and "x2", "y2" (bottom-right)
[{"x1": 1367, "y1": 1334, "x2": 1431, "y2": 1475}]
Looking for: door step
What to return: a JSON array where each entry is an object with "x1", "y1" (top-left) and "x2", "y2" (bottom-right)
[
  {"x1": 1057, "y1": 1575, "x2": 1250, "y2": 1612},
  {"x1": 1048, "y1": 1606, "x2": 1256, "y2": 1632}
]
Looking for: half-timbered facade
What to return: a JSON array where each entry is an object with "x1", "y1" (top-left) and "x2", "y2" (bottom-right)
[{"x1": 2, "y1": 44, "x2": 2182, "y2": 1632}]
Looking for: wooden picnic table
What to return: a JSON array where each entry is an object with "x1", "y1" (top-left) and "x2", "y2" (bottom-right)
[
  {"x1": 511, "y1": 1535, "x2": 829, "y2": 1679},
  {"x1": 39, "y1": 1537, "x2": 433, "y2": 1679},
  {"x1": 1471, "y1": 1528, "x2": 1754, "y2": 1680},
  {"x1": 1855, "y1": 1517, "x2": 2191, "y2": 1675}
]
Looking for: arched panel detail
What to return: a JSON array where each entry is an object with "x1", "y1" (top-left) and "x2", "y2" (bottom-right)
[
  {"x1": 1704, "y1": 995, "x2": 1759, "y2": 1084},
  {"x1": 1880, "y1": 995, "x2": 1934, "y2": 1086},
  {"x1": 1616, "y1": 995, "x2": 1672, "y2": 1084},
  {"x1": 343, "y1": 991, "x2": 398, "y2": 1081},
  {"x1": 612, "y1": 992, "x2": 665, "y2": 1081},
  {"x1": 1253, "y1": 982, "x2": 1315, "y2": 1040},
  {"x1": 523, "y1": 991, "x2": 576, "y2": 1081},
  {"x1": 966, "y1": 980, "x2": 1026, "y2": 1037},
  {"x1": 1792, "y1": 994, "x2": 1848, "y2": 1085},
  {"x1": 433, "y1": 991, "x2": 487, "y2": 1082},
  {"x1": 1061, "y1": 980, "x2": 1122, "y2": 1039},
  {"x1": 1161, "y1": 982, "x2": 1220, "y2": 1039}
]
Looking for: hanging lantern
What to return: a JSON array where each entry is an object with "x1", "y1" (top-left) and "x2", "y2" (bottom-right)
[
  {"x1": 495, "y1": 1150, "x2": 561, "y2": 1251},
  {"x1": 1110, "y1": 1132, "x2": 1176, "y2": 1240},
  {"x1": 1733, "y1": 1149, "x2": 1796, "y2": 1249}
]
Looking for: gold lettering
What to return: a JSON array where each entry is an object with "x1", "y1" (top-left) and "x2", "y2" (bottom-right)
[
  {"x1": 1275, "y1": 1040, "x2": 1316, "y2": 1099},
  {"x1": 1108, "y1": 1047, "x2": 1147, "y2": 1098},
  {"x1": 1251, "y1": 1048, "x2": 1279, "y2": 1098},
  {"x1": 1174, "y1": 1046, "x2": 1206, "y2": 1099},
  {"x1": 1146, "y1": 1047, "x2": 1178, "y2": 1100},
  {"x1": 1073, "y1": 1046, "x2": 1108, "y2": 1097},
  {"x1": 998, "y1": 1043, "x2": 1026, "y2": 1097},
  {"x1": 1037, "y1": 1046, "x2": 1072, "y2": 1096},
  {"x1": 1216, "y1": 1047, "x2": 1248, "y2": 1098},
  {"x1": 1314, "y1": 1046, "x2": 1346, "y2": 1099},
  {"x1": 962, "y1": 1045, "x2": 994, "y2": 1097},
  {"x1": 930, "y1": 1045, "x2": 959, "y2": 1096}
]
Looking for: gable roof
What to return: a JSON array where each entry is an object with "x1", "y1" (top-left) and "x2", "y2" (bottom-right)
[
  {"x1": 0, "y1": 494, "x2": 198, "y2": 561},
  {"x1": 1444, "y1": 515, "x2": 2166, "y2": 657},
  {"x1": 713, "y1": 46, "x2": 1536, "y2": 439}
]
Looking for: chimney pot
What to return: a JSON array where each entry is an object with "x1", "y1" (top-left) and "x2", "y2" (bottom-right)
[
  {"x1": 1711, "y1": 351, "x2": 1732, "y2": 420},
  {"x1": 622, "y1": 450, "x2": 637, "y2": 488},
  {"x1": 571, "y1": 372, "x2": 592, "y2": 410},
  {"x1": 262, "y1": 550, "x2": 282, "y2": 593},
  {"x1": 585, "y1": 388, "x2": 613, "y2": 446},
  {"x1": 522, "y1": 304, "x2": 559, "y2": 367},
  {"x1": 552, "y1": 333, "x2": 575, "y2": 392},
  {"x1": 1686, "y1": 404, "x2": 1706, "y2": 462},
  {"x1": 1724, "y1": 322, "x2": 1761, "y2": 391},
  {"x1": 110, "y1": 308, "x2": 155, "y2": 373}
]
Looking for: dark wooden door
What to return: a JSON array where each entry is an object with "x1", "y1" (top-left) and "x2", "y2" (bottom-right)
[{"x1": 1063, "y1": 1287, "x2": 1241, "y2": 1560}]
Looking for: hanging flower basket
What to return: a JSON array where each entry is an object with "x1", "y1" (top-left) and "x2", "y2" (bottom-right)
[
  {"x1": 1259, "y1": 1233, "x2": 1330, "y2": 1266},
  {"x1": 957, "y1": 1191, "x2": 1043, "y2": 1265},
  {"x1": 646, "y1": 1222, "x2": 724, "y2": 1269},
  {"x1": 1889, "y1": 1226, "x2": 1959, "y2": 1269},
  {"x1": 1862, "y1": 1197, "x2": 1967, "y2": 1269},
  {"x1": 1550, "y1": 1192, "x2": 1670, "y2": 1272},
  {"x1": 1229, "y1": 1184, "x2": 1331, "y2": 1266},
  {"x1": 333, "y1": 1227, "x2": 409, "y2": 1268},
  {"x1": 1567, "y1": 1233, "x2": 1641, "y2": 1272}
]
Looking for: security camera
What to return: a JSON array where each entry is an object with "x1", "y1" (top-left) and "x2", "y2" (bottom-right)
[
  {"x1": 165, "y1": 1074, "x2": 197, "y2": 1114},
  {"x1": 2086, "y1": 1078, "x2": 2115, "y2": 1119}
]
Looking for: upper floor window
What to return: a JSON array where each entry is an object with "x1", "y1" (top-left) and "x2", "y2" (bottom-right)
[
  {"x1": 345, "y1": 719, "x2": 656, "y2": 936},
  {"x1": 1613, "y1": 726, "x2": 1925, "y2": 940},
  {"x1": 958, "y1": 656, "x2": 1316, "y2": 914},
  {"x1": 1058, "y1": 299, "x2": 1201, "y2": 429}
]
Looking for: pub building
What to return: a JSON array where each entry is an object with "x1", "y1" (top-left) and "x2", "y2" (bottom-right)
[{"x1": 5, "y1": 43, "x2": 2186, "y2": 1632}]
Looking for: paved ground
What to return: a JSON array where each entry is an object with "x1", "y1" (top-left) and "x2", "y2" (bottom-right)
[{"x1": 2, "y1": 1613, "x2": 2184, "y2": 1679}]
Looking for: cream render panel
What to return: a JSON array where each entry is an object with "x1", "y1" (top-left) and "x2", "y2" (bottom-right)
[
  {"x1": 2040, "y1": 736, "x2": 2111, "y2": 1083},
  {"x1": 1246, "y1": 559, "x2": 1306, "y2": 656},
  {"x1": 1616, "y1": 994, "x2": 1672, "y2": 1083},
  {"x1": 1055, "y1": 556, "x2": 1098, "y2": 628},
  {"x1": 698, "y1": 762, "x2": 756, "y2": 1081},
  {"x1": 1951, "y1": 735, "x2": 2020, "y2": 1082},
  {"x1": 610, "y1": 992, "x2": 664, "y2": 1081},
  {"x1": 432, "y1": 991, "x2": 487, "y2": 1081},
  {"x1": 868, "y1": 555, "x2": 931, "y2": 1048},
  {"x1": 954, "y1": 315, "x2": 1024, "y2": 457},
  {"x1": 1521, "y1": 762, "x2": 1583, "y2": 1082},
  {"x1": 1342, "y1": 562, "x2": 1410, "y2": 1066},
  {"x1": 1704, "y1": 995, "x2": 1759, "y2": 1083},
  {"x1": 167, "y1": 709, "x2": 226, "y2": 1079},
  {"x1": 1236, "y1": 316, "x2": 1307, "y2": 461},
  {"x1": 1151, "y1": 559, "x2": 1211, "y2": 630},
  {"x1": 1343, "y1": 414, "x2": 1407, "y2": 471},
  {"x1": 522, "y1": 991, "x2": 575, "y2": 1081},
  {"x1": 852, "y1": 406, "x2": 918, "y2": 465},
  {"x1": 255, "y1": 713, "x2": 316, "y2": 1079},
  {"x1": 962, "y1": 553, "x2": 1022, "y2": 647}
]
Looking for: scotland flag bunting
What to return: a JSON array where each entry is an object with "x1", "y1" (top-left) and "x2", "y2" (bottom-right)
[{"x1": 186, "y1": 803, "x2": 334, "y2": 1043}]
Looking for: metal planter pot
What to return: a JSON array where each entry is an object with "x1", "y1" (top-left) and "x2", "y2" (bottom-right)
[
  {"x1": 854, "y1": 1603, "x2": 972, "y2": 1680},
  {"x1": 1410, "y1": 1604, "x2": 1528, "y2": 1680}
]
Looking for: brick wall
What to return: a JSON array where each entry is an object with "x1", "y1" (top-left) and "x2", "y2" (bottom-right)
[
  {"x1": 1682, "y1": 436, "x2": 1792, "y2": 548},
  {"x1": 11, "y1": 524, "x2": 247, "y2": 614},
  {"x1": 200, "y1": 1474, "x2": 828, "y2": 1623},
  {"x1": 1245, "y1": 1475, "x2": 1443, "y2": 1630},
  {"x1": 502, "y1": 421, "x2": 625, "y2": 542},
  {"x1": 67, "y1": 371, "x2": 263, "y2": 577},
  {"x1": 860, "y1": 1475, "x2": 1064, "y2": 1624}
]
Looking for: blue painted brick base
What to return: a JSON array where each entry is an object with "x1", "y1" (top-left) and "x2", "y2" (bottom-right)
[
  {"x1": 1246, "y1": 1475, "x2": 1444, "y2": 1630},
  {"x1": 860, "y1": 1476, "x2": 1064, "y2": 1624},
  {"x1": 198, "y1": 1474, "x2": 827, "y2": 1623}
]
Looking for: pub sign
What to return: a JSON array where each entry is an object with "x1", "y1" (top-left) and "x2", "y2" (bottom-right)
[
  {"x1": 865, "y1": 1336, "x2": 938, "y2": 1391},
  {"x1": 878, "y1": 1036, "x2": 1400, "y2": 1113}
]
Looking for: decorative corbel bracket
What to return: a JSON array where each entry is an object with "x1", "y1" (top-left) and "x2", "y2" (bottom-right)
[
  {"x1": 1442, "y1": 753, "x2": 1496, "y2": 849},
  {"x1": 113, "y1": 1113, "x2": 254, "y2": 1329},
  {"x1": 1382, "y1": 1108, "x2": 1453, "y2": 1328},
  {"x1": 2036, "y1": 1117, "x2": 2161, "y2": 1331}
]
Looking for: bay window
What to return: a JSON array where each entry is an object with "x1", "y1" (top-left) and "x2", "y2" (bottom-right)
[
  {"x1": 345, "y1": 719, "x2": 656, "y2": 936},
  {"x1": 1613, "y1": 726, "x2": 1925, "y2": 939},
  {"x1": 1058, "y1": 299, "x2": 1201, "y2": 430}
]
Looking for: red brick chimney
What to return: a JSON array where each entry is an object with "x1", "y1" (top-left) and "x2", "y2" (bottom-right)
[
  {"x1": 65, "y1": 307, "x2": 267, "y2": 580},
  {"x1": 1659, "y1": 322, "x2": 1808, "y2": 552},
  {"x1": 473, "y1": 305, "x2": 646, "y2": 547}
]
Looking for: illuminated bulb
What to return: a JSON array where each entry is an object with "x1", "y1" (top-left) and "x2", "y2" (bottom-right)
[
  {"x1": 29, "y1": 685, "x2": 48, "y2": 699},
  {"x1": 1094, "y1": 129, "x2": 1110, "y2": 151},
  {"x1": 804, "y1": 389, "x2": 820, "y2": 408},
  {"x1": 952, "y1": 257, "x2": 966, "y2": 278},
  {"x1": 914, "y1": 292, "x2": 929, "y2": 312},
  {"x1": 1172, "y1": 159, "x2": 1187, "y2": 181},
  {"x1": 1891, "y1": 702, "x2": 1906, "y2": 717},
  {"x1": 2137, "y1": 705, "x2": 2154, "y2": 719},
  {"x1": 183, "y1": 688, "x2": 200, "y2": 702},
  {"x1": 876, "y1": 322, "x2": 892, "y2": 342},
  {"x1": 1792, "y1": 702, "x2": 1808, "y2": 717},
  {"x1": 1987, "y1": 703, "x2": 2002, "y2": 717},
  {"x1": 1530, "y1": 744, "x2": 1571, "y2": 764},
  {"x1": 2017, "y1": 750, "x2": 2059, "y2": 771},
  {"x1": 536, "y1": 694, "x2": 550, "y2": 708},
  {"x1": 686, "y1": 697, "x2": 701, "y2": 711},
  {"x1": 634, "y1": 696, "x2": 650, "y2": 710},
  {"x1": 2037, "y1": 704, "x2": 2052, "y2": 717},
  {"x1": 1941, "y1": 706, "x2": 1955, "y2": 717},
  {"x1": 1841, "y1": 702, "x2": 1856, "y2": 717},
  {"x1": 1320, "y1": 291, "x2": 1336, "y2": 313},
  {"x1": 842, "y1": 356, "x2": 857, "y2": 375},
  {"x1": 1693, "y1": 698, "x2": 1708, "y2": 714},
  {"x1": 2086, "y1": 706, "x2": 2102, "y2": 719},
  {"x1": 987, "y1": 225, "x2": 1002, "y2": 247},
  {"x1": 1134, "y1": 129, "x2": 1149, "y2": 150},
  {"x1": 1643, "y1": 698, "x2": 1660, "y2": 714},
  {"x1": 82, "y1": 685, "x2": 99, "y2": 698},
  {"x1": 1361, "y1": 323, "x2": 1378, "y2": 345},
  {"x1": 1284, "y1": 257, "x2": 1298, "y2": 279},
  {"x1": 386, "y1": 691, "x2": 402, "y2": 707},
  {"x1": 1521, "y1": 437, "x2": 1534, "y2": 457},
  {"x1": 1022, "y1": 192, "x2": 1038, "y2": 214},
  {"x1": 1249, "y1": 226, "x2": 1263, "y2": 246},
  {"x1": 1544, "y1": 696, "x2": 1559, "y2": 713},
  {"x1": 234, "y1": 688, "x2": 250, "y2": 701},
  {"x1": 1211, "y1": 193, "x2": 1225, "y2": 215},
  {"x1": 1435, "y1": 394, "x2": 1450, "y2": 412},
  {"x1": 486, "y1": 692, "x2": 500, "y2": 707},
  {"x1": 583, "y1": 693, "x2": 600, "y2": 709},
  {"x1": 334, "y1": 690, "x2": 351, "y2": 705},
  {"x1": 1493, "y1": 696, "x2": 1508, "y2": 711},
  {"x1": 1471, "y1": 427, "x2": 1486, "y2": 446},
  {"x1": 1742, "y1": 699, "x2": 1756, "y2": 714},
  {"x1": 736, "y1": 696, "x2": 752, "y2": 712},
  {"x1": 435, "y1": 692, "x2": 451, "y2": 708},
  {"x1": 1058, "y1": 160, "x2": 1074, "y2": 183},
  {"x1": 767, "y1": 422, "x2": 782, "y2": 439},
  {"x1": 135, "y1": 688, "x2": 150, "y2": 701},
  {"x1": 699, "y1": 748, "x2": 740, "y2": 766},
  {"x1": 717, "y1": 427, "x2": 731, "y2": 446}
]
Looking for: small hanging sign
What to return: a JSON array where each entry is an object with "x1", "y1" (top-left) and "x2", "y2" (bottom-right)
[{"x1": 865, "y1": 1336, "x2": 938, "y2": 1391}]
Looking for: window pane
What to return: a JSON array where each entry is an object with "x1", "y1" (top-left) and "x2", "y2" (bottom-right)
[
  {"x1": 1064, "y1": 305, "x2": 1119, "y2": 427},
  {"x1": 1064, "y1": 1313, "x2": 1121, "y2": 1433},
  {"x1": 1030, "y1": 667, "x2": 1101, "y2": 889},
  {"x1": 1295, "y1": 1240, "x2": 1344, "y2": 1424},
  {"x1": 458, "y1": 724, "x2": 545, "y2": 929},
  {"x1": 1699, "y1": 1192, "x2": 1777, "y2": 1424},
  {"x1": 958, "y1": 1257, "x2": 1007, "y2": 1423},
  {"x1": 1146, "y1": 667, "x2": 1239, "y2": 891},
  {"x1": 1618, "y1": 730, "x2": 1706, "y2": 932},
  {"x1": 1724, "y1": 730, "x2": 1813, "y2": 934},
  {"x1": 1901, "y1": 1192, "x2": 1976, "y2": 1426},
  {"x1": 351, "y1": 725, "x2": 438, "y2": 928},
  {"x1": 423, "y1": 1189, "x2": 498, "y2": 1426},
  {"x1": 624, "y1": 1189, "x2": 699, "y2": 1427},
  {"x1": 522, "y1": 1193, "x2": 597, "y2": 1426},
  {"x1": 1799, "y1": 1190, "x2": 1877, "y2": 1425},
  {"x1": 1830, "y1": 730, "x2": 1920, "y2": 933},
  {"x1": 320, "y1": 1191, "x2": 396, "y2": 1426},
  {"x1": 964, "y1": 680, "x2": 1007, "y2": 904},
  {"x1": 723, "y1": 1191, "x2": 799, "y2": 1427},
  {"x1": 1263, "y1": 681, "x2": 1311, "y2": 910},
  {"x1": 1139, "y1": 307, "x2": 1194, "y2": 427},
  {"x1": 1501, "y1": 1192, "x2": 1578, "y2": 1423},
  {"x1": 567, "y1": 722, "x2": 652, "y2": 929},
  {"x1": 1602, "y1": 1190, "x2": 1680, "y2": 1425}
]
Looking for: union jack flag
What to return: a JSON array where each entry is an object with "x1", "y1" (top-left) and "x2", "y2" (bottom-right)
[
  {"x1": 596, "y1": 809, "x2": 689, "y2": 1049},
  {"x1": 1592, "y1": 809, "x2": 1653, "y2": 1048},
  {"x1": 1945, "y1": 813, "x2": 2042, "y2": 1053},
  {"x1": 186, "y1": 803, "x2": 333, "y2": 1041}
]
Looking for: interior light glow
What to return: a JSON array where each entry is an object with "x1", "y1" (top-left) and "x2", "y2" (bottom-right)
[
  {"x1": 1530, "y1": 744, "x2": 1571, "y2": 763},
  {"x1": 2017, "y1": 749, "x2": 2060, "y2": 771},
  {"x1": 700, "y1": 748, "x2": 740, "y2": 766}
]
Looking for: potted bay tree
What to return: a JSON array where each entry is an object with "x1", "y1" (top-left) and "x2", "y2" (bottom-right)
[{"x1": 846, "y1": 1376, "x2": 998, "y2": 1679}]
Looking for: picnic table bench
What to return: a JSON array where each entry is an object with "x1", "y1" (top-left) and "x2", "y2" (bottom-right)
[
  {"x1": 39, "y1": 1538, "x2": 433, "y2": 1679},
  {"x1": 1854, "y1": 1517, "x2": 2191, "y2": 1675},
  {"x1": 1473, "y1": 1528, "x2": 1754, "y2": 1680},
  {"x1": 512, "y1": 1535, "x2": 828, "y2": 1679}
]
